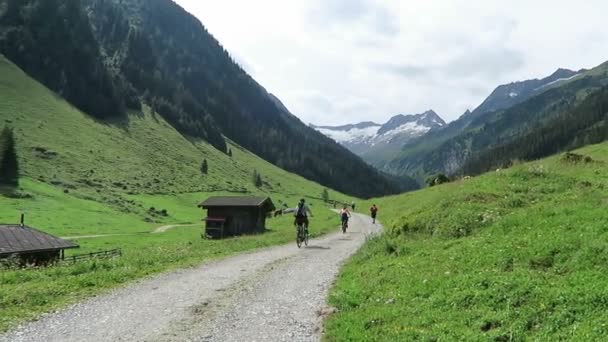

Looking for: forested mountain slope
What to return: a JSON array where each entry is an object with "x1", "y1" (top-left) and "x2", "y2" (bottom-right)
[
  {"x1": 383, "y1": 64, "x2": 608, "y2": 181},
  {"x1": 0, "y1": 54, "x2": 349, "y2": 212},
  {"x1": 0, "y1": 0, "x2": 407, "y2": 198}
]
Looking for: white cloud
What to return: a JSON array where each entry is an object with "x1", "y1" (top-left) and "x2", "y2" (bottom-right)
[{"x1": 174, "y1": 0, "x2": 608, "y2": 125}]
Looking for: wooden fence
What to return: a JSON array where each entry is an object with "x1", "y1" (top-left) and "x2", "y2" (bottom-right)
[{"x1": 60, "y1": 248, "x2": 122, "y2": 264}]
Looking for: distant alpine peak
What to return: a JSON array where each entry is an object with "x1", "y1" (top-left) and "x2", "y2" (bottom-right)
[
  {"x1": 548, "y1": 68, "x2": 578, "y2": 80},
  {"x1": 473, "y1": 68, "x2": 584, "y2": 116},
  {"x1": 311, "y1": 110, "x2": 445, "y2": 154},
  {"x1": 377, "y1": 110, "x2": 445, "y2": 136}
]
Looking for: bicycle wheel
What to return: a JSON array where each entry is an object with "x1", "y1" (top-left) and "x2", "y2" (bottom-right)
[
  {"x1": 342, "y1": 221, "x2": 347, "y2": 233},
  {"x1": 304, "y1": 228, "x2": 309, "y2": 246},
  {"x1": 296, "y1": 225, "x2": 303, "y2": 248}
]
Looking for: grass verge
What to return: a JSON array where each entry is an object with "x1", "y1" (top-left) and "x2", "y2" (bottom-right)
[{"x1": 324, "y1": 143, "x2": 608, "y2": 341}]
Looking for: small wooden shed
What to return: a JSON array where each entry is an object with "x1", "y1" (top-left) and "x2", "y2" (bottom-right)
[
  {"x1": 198, "y1": 196, "x2": 275, "y2": 239},
  {"x1": 0, "y1": 223, "x2": 79, "y2": 265}
]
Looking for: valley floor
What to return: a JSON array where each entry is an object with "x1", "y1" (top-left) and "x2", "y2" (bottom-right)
[{"x1": 0, "y1": 214, "x2": 378, "y2": 342}]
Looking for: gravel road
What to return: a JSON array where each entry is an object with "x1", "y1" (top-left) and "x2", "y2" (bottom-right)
[{"x1": 0, "y1": 213, "x2": 380, "y2": 342}]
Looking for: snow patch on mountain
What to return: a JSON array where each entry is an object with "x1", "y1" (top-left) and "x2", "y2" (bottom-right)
[
  {"x1": 311, "y1": 110, "x2": 445, "y2": 156},
  {"x1": 315, "y1": 125, "x2": 380, "y2": 144},
  {"x1": 374, "y1": 121, "x2": 432, "y2": 145},
  {"x1": 535, "y1": 73, "x2": 581, "y2": 91}
]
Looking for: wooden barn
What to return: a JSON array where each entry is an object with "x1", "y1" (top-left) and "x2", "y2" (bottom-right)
[
  {"x1": 198, "y1": 196, "x2": 275, "y2": 239},
  {"x1": 0, "y1": 219, "x2": 79, "y2": 265}
]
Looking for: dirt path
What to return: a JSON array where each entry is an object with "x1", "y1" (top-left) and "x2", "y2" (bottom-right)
[
  {"x1": 60, "y1": 233, "x2": 135, "y2": 240},
  {"x1": 61, "y1": 223, "x2": 198, "y2": 240},
  {"x1": 152, "y1": 223, "x2": 198, "y2": 234},
  {"x1": 1, "y1": 213, "x2": 380, "y2": 342}
]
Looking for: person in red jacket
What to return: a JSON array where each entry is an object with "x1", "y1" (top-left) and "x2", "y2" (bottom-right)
[{"x1": 370, "y1": 204, "x2": 378, "y2": 224}]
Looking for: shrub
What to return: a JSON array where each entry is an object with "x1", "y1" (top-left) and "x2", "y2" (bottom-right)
[
  {"x1": 561, "y1": 152, "x2": 594, "y2": 164},
  {"x1": 426, "y1": 174, "x2": 450, "y2": 187}
]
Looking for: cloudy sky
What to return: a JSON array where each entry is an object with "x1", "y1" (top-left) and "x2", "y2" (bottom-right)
[{"x1": 174, "y1": 0, "x2": 608, "y2": 125}]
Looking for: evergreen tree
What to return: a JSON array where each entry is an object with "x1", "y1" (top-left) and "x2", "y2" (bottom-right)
[
  {"x1": 426, "y1": 174, "x2": 449, "y2": 187},
  {"x1": 321, "y1": 188, "x2": 329, "y2": 202},
  {"x1": 252, "y1": 170, "x2": 262, "y2": 188},
  {"x1": 200, "y1": 159, "x2": 208, "y2": 174},
  {"x1": 0, "y1": 127, "x2": 19, "y2": 187}
]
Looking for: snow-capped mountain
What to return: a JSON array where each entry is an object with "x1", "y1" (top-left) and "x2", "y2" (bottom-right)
[{"x1": 311, "y1": 110, "x2": 446, "y2": 156}]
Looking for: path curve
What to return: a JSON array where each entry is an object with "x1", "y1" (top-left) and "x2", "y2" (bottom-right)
[
  {"x1": 61, "y1": 223, "x2": 198, "y2": 240},
  {"x1": 1, "y1": 213, "x2": 380, "y2": 342},
  {"x1": 152, "y1": 223, "x2": 198, "y2": 234},
  {"x1": 60, "y1": 233, "x2": 134, "y2": 240}
]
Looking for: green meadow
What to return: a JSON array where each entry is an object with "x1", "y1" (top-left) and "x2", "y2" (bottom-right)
[{"x1": 325, "y1": 143, "x2": 608, "y2": 341}]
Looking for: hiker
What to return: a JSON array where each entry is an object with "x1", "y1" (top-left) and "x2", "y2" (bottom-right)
[
  {"x1": 370, "y1": 204, "x2": 378, "y2": 224},
  {"x1": 351, "y1": 201, "x2": 356, "y2": 211}
]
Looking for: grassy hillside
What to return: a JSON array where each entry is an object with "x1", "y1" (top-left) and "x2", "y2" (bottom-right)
[
  {"x1": 0, "y1": 55, "x2": 353, "y2": 331},
  {"x1": 0, "y1": 54, "x2": 348, "y2": 212},
  {"x1": 325, "y1": 142, "x2": 608, "y2": 340}
]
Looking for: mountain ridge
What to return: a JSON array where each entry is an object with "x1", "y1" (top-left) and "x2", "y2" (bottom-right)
[
  {"x1": 312, "y1": 110, "x2": 446, "y2": 158},
  {"x1": 383, "y1": 63, "x2": 608, "y2": 181}
]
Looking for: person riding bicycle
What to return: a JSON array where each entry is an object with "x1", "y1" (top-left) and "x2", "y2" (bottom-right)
[
  {"x1": 340, "y1": 206, "x2": 351, "y2": 228},
  {"x1": 294, "y1": 198, "x2": 313, "y2": 233}
]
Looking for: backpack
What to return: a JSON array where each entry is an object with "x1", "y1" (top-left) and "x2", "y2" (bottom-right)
[{"x1": 296, "y1": 204, "x2": 306, "y2": 217}]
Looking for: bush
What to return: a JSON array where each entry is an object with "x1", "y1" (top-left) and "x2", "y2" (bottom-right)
[
  {"x1": 426, "y1": 174, "x2": 450, "y2": 187},
  {"x1": 561, "y1": 152, "x2": 594, "y2": 164}
]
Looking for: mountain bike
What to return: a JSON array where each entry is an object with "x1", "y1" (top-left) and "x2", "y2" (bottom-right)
[
  {"x1": 341, "y1": 218, "x2": 348, "y2": 233},
  {"x1": 296, "y1": 221, "x2": 309, "y2": 248}
]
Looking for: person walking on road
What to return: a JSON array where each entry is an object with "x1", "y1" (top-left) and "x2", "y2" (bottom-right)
[{"x1": 370, "y1": 204, "x2": 378, "y2": 224}]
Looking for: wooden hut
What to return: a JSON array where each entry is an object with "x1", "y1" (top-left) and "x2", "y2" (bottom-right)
[
  {"x1": 198, "y1": 196, "x2": 275, "y2": 239},
  {"x1": 0, "y1": 219, "x2": 79, "y2": 265}
]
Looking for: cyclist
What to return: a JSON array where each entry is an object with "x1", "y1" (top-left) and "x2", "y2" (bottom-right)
[
  {"x1": 340, "y1": 205, "x2": 351, "y2": 229},
  {"x1": 294, "y1": 198, "x2": 313, "y2": 233}
]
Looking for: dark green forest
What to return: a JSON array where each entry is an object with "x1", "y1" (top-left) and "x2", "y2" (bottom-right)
[
  {"x1": 461, "y1": 85, "x2": 608, "y2": 175},
  {"x1": 0, "y1": 126, "x2": 19, "y2": 187},
  {"x1": 0, "y1": 0, "x2": 411, "y2": 197},
  {"x1": 388, "y1": 72, "x2": 608, "y2": 181},
  {"x1": 0, "y1": 0, "x2": 129, "y2": 120}
]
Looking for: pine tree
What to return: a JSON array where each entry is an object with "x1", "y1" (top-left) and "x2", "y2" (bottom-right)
[
  {"x1": 200, "y1": 159, "x2": 208, "y2": 174},
  {"x1": 321, "y1": 188, "x2": 329, "y2": 202},
  {"x1": 253, "y1": 170, "x2": 262, "y2": 187},
  {"x1": 0, "y1": 127, "x2": 19, "y2": 187}
]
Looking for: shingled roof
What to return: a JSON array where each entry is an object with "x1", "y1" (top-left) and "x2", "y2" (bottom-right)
[
  {"x1": 199, "y1": 196, "x2": 275, "y2": 209},
  {"x1": 0, "y1": 224, "x2": 79, "y2": 256}
]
